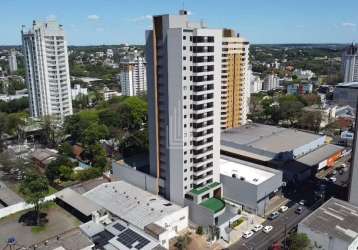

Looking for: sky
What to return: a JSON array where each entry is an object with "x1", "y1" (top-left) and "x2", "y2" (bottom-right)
[{"x1": 1, "y1": 0, "x2": 358, "y2": 45}]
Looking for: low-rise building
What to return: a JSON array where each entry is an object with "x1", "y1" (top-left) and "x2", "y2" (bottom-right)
[
  {"x1": 71, "y1": 84, "x2": 88, "y2": 100},
  {"x1": 298, "y1": 198, "x2": 358, "y2": 250},
  {"x1": 83, "y1": 180, "x2": 188, "y2": 249},
  {"x1": 334, "y1": 82, "x2": 358, "y2": 109},
  {"x1": 221, "y1": 123, "x2": 344, "y2": 182},
  {"x1": 287, "y1": 83, "x2": 313, "y2": 95},
  {"x1": 220, "y1": 156, "x2": 283, "y2": 216}
]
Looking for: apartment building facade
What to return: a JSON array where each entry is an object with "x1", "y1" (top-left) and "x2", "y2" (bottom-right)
[
  {"x1": 146, "y1": 10, "x2": 222, "y2": 205},
  {"x1": 342, "y1": 43, "x2": 358, "y2": 83},
  {"x1": 119, "y1": 53, "x2": 147, "y2": 96},
  {"x1": 221, "y1": 29, "x2": 250, "y2": 129},
  {"x1": 22, "y1": 20, "x2": 73, "y2": 121}
]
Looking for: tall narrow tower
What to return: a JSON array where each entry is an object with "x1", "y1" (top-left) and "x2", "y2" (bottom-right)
[
  {"x1": 349, "y1": 101, "x2": 358, "y2": 206},
  {"x1": 146, "y1": 11, "x2": 222, "y2": 205},
  {"x1": 22, "y1": 20, "x2": 73, "y2": 122},
  {"x1": 342, "y1": 43, "x2": 358, "y2": 83},
  {"x1": 8, "y1": 49, "x2": 18, "y2": 73},
  {"x1": 119, "y1": 52, "x2": 147, "y2": 96},
  {"x1": 221, "y1": 29, "x2": 250, "y2": 129}
]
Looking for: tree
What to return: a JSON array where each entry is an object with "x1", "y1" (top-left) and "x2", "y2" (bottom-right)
[
  {"x1": 0, "y1": 112, "x2": 8, "y2": 152},
  {"x1": 45, "y1": 156, "x2": 76, "y2": 183},
  {"x1": 287, "y1": 233, "x2": 311, "y2": 250},
  {"x1": 59, "y1": 165, "x2": 74, "y2": 181},
  {"x1": 82, "y1": 123, "x2": 109, "y2": 146},
  {"x1": 174, "y1": 234, "x2": 192, "y2": 250},
  {"x1": 19, "y1": 174, "x2": 49, "y2": 225},
  {"x1": 59, "y1": 142, "x2": 73, "y2": 157}
]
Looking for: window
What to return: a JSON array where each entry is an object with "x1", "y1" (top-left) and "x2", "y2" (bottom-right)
[
  {"x1": 183, "y1": 36, "x2": 186, "y2": 40},
  {"x1": 183, "y1": 56, "x2": 186, "y2": 60},
  {"x1": 183, "y1": 46, "x2": 186, "y2": 50},
  {"x1": 184, "y1": 151, "x2": 187, "y2": 155},
  {"x1": 183, "y1": 66, "x2": 186, "y2": 70},
  {"x1": 184, "y1": 76, "x2": 187, "y2": 80}
]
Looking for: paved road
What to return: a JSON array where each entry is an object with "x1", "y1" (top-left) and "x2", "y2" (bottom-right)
[{"x1": 229, "y1": 202, "x2": 313, "y2": 250}]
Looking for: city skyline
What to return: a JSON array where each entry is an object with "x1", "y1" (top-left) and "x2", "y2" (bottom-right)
[{"x1": 1, "y1": 0, "x2": 358, "y2": 45}]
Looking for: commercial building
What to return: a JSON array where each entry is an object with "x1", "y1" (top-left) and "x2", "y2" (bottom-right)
[
  {"x1": 220, "y1": 156, "x2": 283, "y2": 216},
  {"x1": 342, "y1": 43, "x2": 358, "y2": 83},
  {"x1": 22, "y1": 20, "x2": 73, "y2": 121},
  {"x1": 334, "y1": 82, "x2": 358, "y2": 109},
  {"x1": 220, "y1": 29, "x2": 250, "y2": 129},
  {"x1": 83, "y1": 181, "x2": 188, "y2": 249},
  {"x1": 349, "y1": 108, "x2": 358, "y2": 206},
  {"x1": 298, "y1": 198, "x2": 358, "y2": 250},
  {"x1": 120, "y1": 52, "x2": 147, "y2": 96},
  {"x1": 146, "y1": 10, "x2": 222, "y2": 205},
  {"x1": 221, "y1": 123, "x2": 344, "y2": 182},
  {"x1": 8, "y1": 49, "x2": 17, "y2": 73}
]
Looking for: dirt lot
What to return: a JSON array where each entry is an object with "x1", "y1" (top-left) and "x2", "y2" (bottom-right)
[{"x1": 0, "y1": 203, "x2": 80, "y2": 248}]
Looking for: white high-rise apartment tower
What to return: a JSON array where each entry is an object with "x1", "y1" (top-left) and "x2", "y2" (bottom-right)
[
  {"x1": 146, "y1": 10, "x2": 222, "y2": 205},
  {"x1": 342, "y1": 43, "x2": 358, "y2": 83},
  {"x1": 8, "y1": 49, "x2": 18, "y2": 73},
  {"x1": 120, "y1": 52, "x2": 147, "y2": 96},
  {"x1": 22, "y1": 20, "x2": 73, "y2": 122},
  {"x1": 349, "y1": 106, "x2": 358, "y2": 206}
]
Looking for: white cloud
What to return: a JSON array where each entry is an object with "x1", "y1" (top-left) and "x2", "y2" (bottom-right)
[
  {"x1": 88, "y1": 14, "x2": 100, "y2": 21},
  {"x1": 129, "y1": 15, "x2": 152, "y2": 22},
  {"x1": 341, "y1": 22, "x2": 356, "y2": 28}
]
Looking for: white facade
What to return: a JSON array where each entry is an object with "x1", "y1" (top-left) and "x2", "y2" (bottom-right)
[
  {"x1": 71, "y1": 84, "x2": 88, "y2": 100},
  {"x1": 342, "y1": 44, "x2": 358, "y2": 83},
  {"x1": 293, "y1": 69, "x2": 315, "y2": 80},
  {"x1": 8, "y1": 49, "x2": 17, "y2": 73},
  {"x1": 250, "y1": 72, "x2": 263, "y2": 93},
  {"x1": 22, "y1": 20, "x2": 73, "y2": 122},
  {"x1": 262, "y1": 74, "x2": 279, "y2": 91},
  {"x1": 120, "y1": 53, "x2": 147, "y2": 96},
  {"x1": 146, "y1": 10, "x2": 222, "y2": 205}
]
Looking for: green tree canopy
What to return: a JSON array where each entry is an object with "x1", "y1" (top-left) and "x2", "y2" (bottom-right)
[
  {"x1": 287, "y1": 232, "x2": 311, "y2": 250},
  {"x1": 19, "y1": 174, "x2": 50, "y2": 225}
]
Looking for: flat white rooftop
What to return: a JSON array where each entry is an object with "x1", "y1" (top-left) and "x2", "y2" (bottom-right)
[
  {"x1": 84, "y1": 181, "x2": 183, "y2": 229},
  {"x1": 220, "y1": 158, "x2": 276, "y2": 185}
]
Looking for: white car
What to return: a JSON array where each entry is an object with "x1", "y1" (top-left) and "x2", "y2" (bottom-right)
[
  {"x1": 330, "y1": 177, "x2": 337, "y2": 182},
  {"x1": 243, "y1": 231, "x2": 254, "y2": 239},
  {"x1": 252, "y1": 224, "x2": 263, "y2": 232},
  {"x1": 279, "y1": 205, "x2": 288, "y2": 213},
  {"x1": 263, "y1": 225, "x2": 273, "y2": 233}
]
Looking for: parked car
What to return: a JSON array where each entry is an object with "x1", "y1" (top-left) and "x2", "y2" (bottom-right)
[
  {"x1": 339, "y1": 169, "x2": 344, "y2": 175},
  {"x1": 299, "y1": 200, "x2": 306, "y2": 206},
  {"x1": 268, "y1": 211, "x2": 279, "y2": 220},
  {"x1": 295, "y1": 206, "x2": 304, "y2": 214},
  {"x1": 332, "y1": 170, "x2": 337, "y2": 175},
  {"x1": 279, "y1": 206, "x2": 288, "y2": 213},
  {"x1": 329, "y1": 177, "x2": 337, "y2": 182},
  {"x1": 341, "y1": 163, "x2": 347, "y2": 168},
  {"x1": 243, "y1": 231, "x2": 254, "y2": 239},
  {"x1": 263, "y1": 225, "x2": 273, "y2": 233},
  {"x1": 252, "y1": 224, "x2": 263, "y2": 232}
]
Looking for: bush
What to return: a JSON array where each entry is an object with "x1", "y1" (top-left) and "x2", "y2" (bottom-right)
[
  {"x1": 196, "y1": 226, "x2": 203, "y2": 235},
  {"x1": 74, "y1": 167, "x2": 102, "y2": 181},
  {"x1": 231, "y1": 218, "x2": 244, "y2": 228}
]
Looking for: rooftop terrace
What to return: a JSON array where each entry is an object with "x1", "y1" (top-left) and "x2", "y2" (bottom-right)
[{"x1": 200, "y1": 198, "x2": 225, "y2": 214}]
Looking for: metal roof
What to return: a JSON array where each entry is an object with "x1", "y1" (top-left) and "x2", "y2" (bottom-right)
[
  {"x1": 56, "y1": 188, "x2": 102, "y2": 216},
  {"x1": 84, "y1": 181, "x2": 184, "y2": 230},
  {"x1": 297, "y1": 144, "x2": 344, "y2": 166},
  {"x1": 300, "y1": 198, "x2": 358, "y2": 243}
]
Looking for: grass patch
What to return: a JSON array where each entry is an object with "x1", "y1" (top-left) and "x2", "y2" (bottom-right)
[
  {"x1": 231, "y1": 218, "x2": 244, "y2": 229},
  {"x1": 31, "y1": 225, "x2": 46, "y2": 234}
]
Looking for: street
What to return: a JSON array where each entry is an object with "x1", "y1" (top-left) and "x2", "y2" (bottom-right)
[{"x1": 229, "y1": 201, "x2": 313, "y2": 250}]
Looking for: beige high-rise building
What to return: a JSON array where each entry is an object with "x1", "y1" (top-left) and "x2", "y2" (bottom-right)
[{"x1": 221, "y1": 29, "x2": 250, "y2": 130}]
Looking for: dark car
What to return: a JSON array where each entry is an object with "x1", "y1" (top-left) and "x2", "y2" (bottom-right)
[
  {"x1": 295, "y1": 206, "x2": 304, "y2": 214},
  {"x1": 268, "y1": 211, "x2": 279, "y2": 220}
]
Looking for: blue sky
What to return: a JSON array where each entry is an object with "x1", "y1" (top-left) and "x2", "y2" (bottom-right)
[{"x1": 1, "y1": 0, "x2": 358, "y2": 45}]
